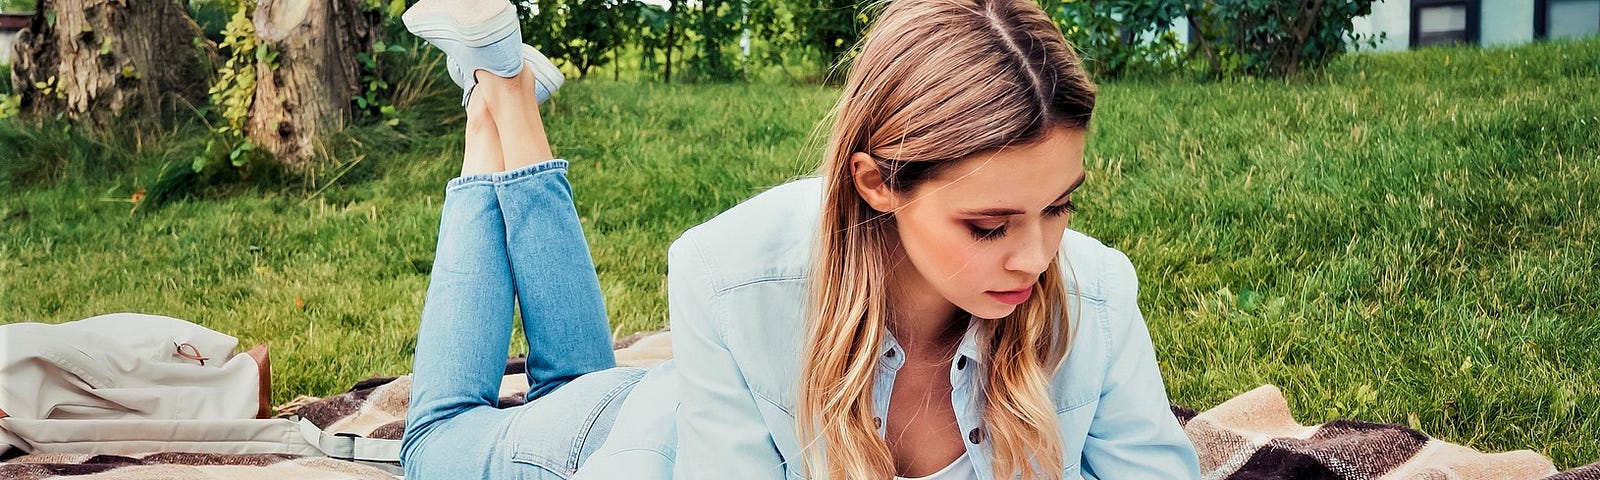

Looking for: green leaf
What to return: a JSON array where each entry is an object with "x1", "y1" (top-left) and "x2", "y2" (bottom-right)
[
  {"x1": 230, "y1": 141, "x2": 254, "y2": 163},
  {"x1": 192, "y1": 141, "x2": 212, "y2": 172}
]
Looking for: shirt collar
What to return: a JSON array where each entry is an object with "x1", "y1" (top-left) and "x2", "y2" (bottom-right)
[
  {"x1": 878, "y1": 316, "x2": 985, "y2": 367},
  {"x1": 955, "y1": 316, "x2": 983, "y2": 366}
]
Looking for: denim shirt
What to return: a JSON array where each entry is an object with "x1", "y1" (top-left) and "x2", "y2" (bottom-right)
[{"x1": 573, "y1": 178, "x2": 1200, "y2": 480}]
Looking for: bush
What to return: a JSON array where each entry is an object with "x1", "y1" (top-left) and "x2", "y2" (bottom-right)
[
  {"x1": 187, "y1": 0, "x2": 233, "y2": 44},
  {"x1": 1047, "y1": 0, "x2": 1377, "y2": 80},
  {"x1": 1192, "y1": 0, "x2": 1380, "y2": 77},
  {"x1": 1049, "y1": 0, "x2": 1189, "y2": 80}
]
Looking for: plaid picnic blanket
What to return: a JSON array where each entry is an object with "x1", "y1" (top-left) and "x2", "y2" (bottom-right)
[
  {"x1": 1176, "y1": 385, "x2": 1600, "y2": 480},
  {"x1": 3, "y1": 332, "x2": 1595, "y2": 479},
  {"x1": 0, "y1": 452, "x2": 395, "y2": 480}
]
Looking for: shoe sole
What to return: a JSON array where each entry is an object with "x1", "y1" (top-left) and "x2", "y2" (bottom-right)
[
  {"x1": 522, "y1": 45, "x2": 565, "y2": 100},
  {"x1": 402, "y1": 0, "x2": 518, "y2": 47}
]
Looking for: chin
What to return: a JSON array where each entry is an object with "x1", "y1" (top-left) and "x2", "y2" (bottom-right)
[{"x1": 969, "y1": 302, "x2": 1019, "y2": 320}]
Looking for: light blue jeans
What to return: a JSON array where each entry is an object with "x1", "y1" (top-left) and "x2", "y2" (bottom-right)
[{"x1": 401, "y1": 160, "x2": 648, "y2": 479}]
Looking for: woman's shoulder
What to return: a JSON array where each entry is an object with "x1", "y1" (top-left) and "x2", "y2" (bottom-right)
[
  {"x1": 1057, "y1": 229, "x2": 1139, "y2": 306},
  {"x1": 668, "y1": 177, "x2": 823, "y2": 291},
  {"x1": 1052, "y1": 229, "x2": 1152, "y2": 406},
  {"x1": 666, "y1": 179, "x2": 820, "y2": 411}
]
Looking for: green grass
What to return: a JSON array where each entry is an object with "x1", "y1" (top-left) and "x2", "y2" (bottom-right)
[{"x1": 3, "y1": 38, "x2": 1598, "y2": 468}]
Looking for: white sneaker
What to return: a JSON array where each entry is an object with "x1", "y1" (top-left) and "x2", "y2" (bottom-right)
[
  {"x1": 521, "y1": 45, "x2": 565, "y2": 105},
  {"x1": 404, "y1": 0, "x2": 523, "y2": 84},
  {"x1": 447, "y1": 44, "x2": 566, "y2": 106}
]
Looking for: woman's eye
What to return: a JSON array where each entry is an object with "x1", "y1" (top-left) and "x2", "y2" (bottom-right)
[
  {"x1": 969, "y1": 223, "x2": 1007, "y2": 241},
  {"x1": 1045, "y1": 200, "x2": 1077, "y2": 217},
  {"x1": 967, "y1": 200, "x2": 1076, "y2": 241}
]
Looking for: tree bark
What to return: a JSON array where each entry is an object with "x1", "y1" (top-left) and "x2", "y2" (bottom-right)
[
  {"x1": 10, "y1": 0, "x2": 212, "y2": 126},
  {"x1": 246, "y1": 0, "x2": 380, "y2": 169},
  {"x1": 664, "y1": 0, "x2": 678, "y2": 83},
  {"x1": 1185, "y1": 12, "x2": 1221, "y2": 79}
]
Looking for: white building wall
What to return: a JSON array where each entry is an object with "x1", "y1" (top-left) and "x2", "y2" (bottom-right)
[
  {"x1": 1481, "y1": 0, "x2": 1535, "y2": 45},
  {"x1": 1352, "y1": 0, "x2": 1413, "y2": 51},
  {"x1": 1548, "y1": 0, "x2": 1600, "y2": 39},
  {"x1": 0, "y1": 31, "x2": 16, "y2": 65}
]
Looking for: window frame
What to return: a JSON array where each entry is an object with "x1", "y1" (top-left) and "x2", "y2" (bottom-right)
[
  {"x1": 1535, "y1": 0, "x2": 1600, "y2": 40},
  {"x1": 1410, "y1": 0, "x2": 1481, "y2": 48}
]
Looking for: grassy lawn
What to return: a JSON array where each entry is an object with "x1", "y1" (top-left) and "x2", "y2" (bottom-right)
[{"x1": 3, "y1": 39, "x2": 1598, "y2": 468}]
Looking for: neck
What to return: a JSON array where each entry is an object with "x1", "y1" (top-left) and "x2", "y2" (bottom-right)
[{"x1": 885, "y1": 244, "x2": 968, "y2": 356}]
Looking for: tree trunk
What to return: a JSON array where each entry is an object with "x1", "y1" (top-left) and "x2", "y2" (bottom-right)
[
  {"x1": 247, "y1": 0, "x2": 379, "y2": 169},
  {"x1": 10, "y1": 0, "x2": 212, "y2": 126},
  {"x1": 1185, "y1": 13, "x2": 1221, "y2": 79},
  {"x1": 664, "y1": 0, "x2": 677, "y2": 83}
]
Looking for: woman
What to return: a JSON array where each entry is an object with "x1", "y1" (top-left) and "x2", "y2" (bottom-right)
[{"x1": 398, "y1": 0, "x2": 1201, "y2": 476}]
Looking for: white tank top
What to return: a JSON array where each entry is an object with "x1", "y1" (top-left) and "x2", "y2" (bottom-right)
[{"x1": 892, "y1": 453, "x2": 978, "y2": 480}]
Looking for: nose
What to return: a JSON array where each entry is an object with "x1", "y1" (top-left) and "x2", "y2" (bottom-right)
[{"x1": 1004, "y1": 221, "x2": 1054, "y2": 276}]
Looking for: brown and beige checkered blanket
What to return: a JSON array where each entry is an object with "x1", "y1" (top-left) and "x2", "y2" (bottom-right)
[
  {"x1": 1176, "y1": 385, "x2": 1599, "y2": 480},
  {"x1": 3, "y1": 332, "x2": 1595, "y2": 479},
  {"x1": 0, "y1": 453, "x2": 396, "y2": 480}
]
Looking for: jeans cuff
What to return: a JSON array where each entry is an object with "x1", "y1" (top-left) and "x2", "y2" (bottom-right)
[
  {"x1": 493, "y1": 159, "x2": 569, "y2": 185},
  {"x1": 445, "y1": 172, "x2": 499, "y2": 192},
  {"x1": 444, "y1": 159, "x2": 568, "y2": 191}
]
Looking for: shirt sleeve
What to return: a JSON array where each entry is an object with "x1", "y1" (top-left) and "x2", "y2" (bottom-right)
[
  {"x1": 1080, "y1": 248, "x2": 1202, "y2": 480},
  {"x1": 668, "y1": 234, "x2": 790, "y2": 479}
]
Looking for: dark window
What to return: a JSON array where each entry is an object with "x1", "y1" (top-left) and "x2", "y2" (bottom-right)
[
  {"x1": 1536, "y1": 0, "x2": 1600, "y2": 40},
  {"x1": 1411, "y1": 0, "x2": 1480, "y2": 47},
  {"x1": 0, "y1": 14, "x2": 34, "y2": 31}
]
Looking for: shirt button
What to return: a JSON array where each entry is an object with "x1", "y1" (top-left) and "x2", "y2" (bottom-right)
[
  {"x1": 874, "y1": 417, "x2": 882, "y2": 429},
  {"x1": 968, "y1": 428, "x2": 983, "y2": 444},
  {"x1": 956, "y1": 357, "x2": 967, "y2": 370}
]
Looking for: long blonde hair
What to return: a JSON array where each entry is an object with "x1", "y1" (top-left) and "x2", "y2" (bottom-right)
[{"x1": 797, "y1": 0, "x2": 1096, "y2": 478}]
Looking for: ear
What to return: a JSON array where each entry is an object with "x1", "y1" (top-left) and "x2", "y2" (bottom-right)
[{"x1": 850, "y1": 152, "x2": 898, "y2": 213}]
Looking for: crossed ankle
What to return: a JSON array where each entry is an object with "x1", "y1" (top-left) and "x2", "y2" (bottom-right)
[{"x1": 472, "y1": 78, "x2": 544, "y2": 115}]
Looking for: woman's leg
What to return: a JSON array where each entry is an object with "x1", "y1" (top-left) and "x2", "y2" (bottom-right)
[
  {"x1": 400, "y1": 90, "x2": 525, "y2": 478},
  {"x1": 461, "y1": 91, "x2": 506, "y2": 176},
  {"x1": 481, "y1": 64, "x2": 554, "y2": 170},
  {"x1": 474, "y1": 68, "x2": 617, "y2": 401}
]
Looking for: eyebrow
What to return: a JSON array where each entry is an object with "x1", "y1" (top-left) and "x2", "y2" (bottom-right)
[{"x1": 959, "y1": 173, "x2": 1086, "y2": 217}]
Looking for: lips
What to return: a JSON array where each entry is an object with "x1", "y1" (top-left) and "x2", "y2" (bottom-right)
[{"x1": 986, "y1": 287, "x2": 1032, "y2": 305}]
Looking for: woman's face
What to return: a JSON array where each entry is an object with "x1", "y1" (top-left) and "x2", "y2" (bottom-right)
[{"x1": 858, "y1": 127, "x2": 1088, "y2": 321}]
